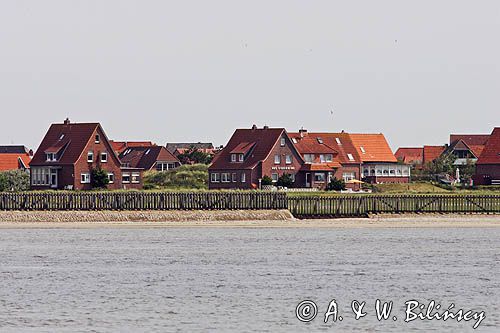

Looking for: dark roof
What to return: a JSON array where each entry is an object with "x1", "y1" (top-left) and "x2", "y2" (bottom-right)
[
  {"x1": 30, "y1": 122, "x2": 100, "y2": 165},
  {"x1": 395, "y1": 147, "x2": 423, "y2": 164},
  {"x1": 477, "y1": 127, "x2": 500, "y2": 165},
  {"x1": 210, "y1": 128, "x2": 289, "y2": 170},
  {"x1": 0, "y1": 146, "x2": 29, "y2": 154},
  {"x1": 110, "y1": 141, "x2": 155, "y2": 154},
  {"x1": 119, "y1": 146, "x2": 180, "y2": 170},
  {"x1": 450, "y1": 134, "x2": 490, "y2": 146},
  {"x1": 166, "y1": 142, "x2": 214, "y2": 153}
]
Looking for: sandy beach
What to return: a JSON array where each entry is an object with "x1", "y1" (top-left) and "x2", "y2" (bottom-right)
[{"x1": 0, "y1": 213, "x2": 499, "y2": 228}]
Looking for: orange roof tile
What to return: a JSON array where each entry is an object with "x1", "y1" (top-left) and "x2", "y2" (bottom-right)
[
  {"x1": 423, "y1": 145, "x2": 445, "y2": 164},
  {"x1": 0, "y1": 153, "x2": 31, "y2": 171},
  {"x1": 395, "y1": 147, "x2": 423, "y2": 164},
  {"x1": 347, "y1": 133, "x2": 397, "y2": 163}
]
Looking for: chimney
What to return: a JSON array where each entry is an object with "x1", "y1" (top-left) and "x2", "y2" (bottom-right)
[
  {"x1": 263, "y1": 125, "x2": 269, "y2": 130},
  {"x1": 28, "y1": 149, "x2": 34, "y2": 156},
  {"x1": 251, "y1": 124, "x2": 257, "y2": 130},
  {"x1": 63, "y1": 118, "x2": 71, "y2": 125},
  {"x1": 299, "y1": 127, "x2": 308, "y2": 138}
]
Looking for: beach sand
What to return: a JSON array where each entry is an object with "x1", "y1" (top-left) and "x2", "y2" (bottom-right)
[{"x1": 0, "y1": 213, "x2": 499, "y2": 228}]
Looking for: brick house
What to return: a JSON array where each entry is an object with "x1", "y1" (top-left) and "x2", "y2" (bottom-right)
[
  {"x1": 445, "y1": 134, "x2": 490, "y2": 166},
  {"x1": 208, "y1": 126, "x2": 303, "y2": 189},
  {"x1": 30, "y1": 119, "x2": 143, "y2": 190},
  {"x1": 288, "y1": 130, "x2": 362, "y2": 189},
  {"x1": 348, "y1": 133, "x2": 410, "y2": 183},
  {"x1": 473, "y1": 127, "x2": 500, "y2": 185},
  {"x1": 0, "y1": 146, "x2": 32, "y2": 172},
  {"x1": 119, "y1": 145, "x2": 181, "y2": 171},
  {"x1": 110, "y1": 141, "x2": 155, "y2": 155}
]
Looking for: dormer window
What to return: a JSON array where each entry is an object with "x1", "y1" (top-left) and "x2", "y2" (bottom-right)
[
  {"x1": 360, "y1": 146, "x2": 366, "y2": 153},
  {"x1": 46, "y1": 153, "x2": 56, "y2": 162},
  {"x1": 280, "y1": 137, "x2": 286, "y2": 146},
  {"x1": 325, "y1": 154, "x2": 333, "y2": 162},
  {"x1": 231, "y1": 154, "x2": 236, "y2": 162},
  {"x1": 347, "y1": 153, "x2": 355, "y2": 161},
  {"x1": 335, "y1": 138, "x2": 341, "y2": 145},
  {"x1": 87, "y1": 151, "x2": 94, "y2": 162},
  {"x1": 95, "y1": 134, "x2": 100, "y2": 143},
  {"x1": 317, "y1": 138, "x2": 323, "y2": 144},
  {"x1": 292, "y1": 138, "x2": 297, "y2": 144},
  {"x1": 238, "y1": 154, "x2": 244, "y2": 162}
]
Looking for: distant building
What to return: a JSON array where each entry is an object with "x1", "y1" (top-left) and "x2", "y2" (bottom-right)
[
  {"x1": 119, "y1": 146, "x2": 181, "y2": 172},
  {"x1": 110, "y1": 141, "x2": 155, "y2": 155},
  {"x1": 445, "y1": 134, "x2": 490, "y2": 165},
  {"x1": 166, "y1": 142, "x2": 216, "y2": 156},
  {"x1": 395, "y1": 148, "x2": 423, "y2": 165},
  {"x1": 0, "y1": 146, "x2": 32, "y2": 172},
  {"x1": 30, "y1": 118, "x2": 142, "y2": 190},
  {"x1": 474, "y1": 128, "x2": 500, "y2": 185},
  {"x1": 423, "y1": 145, "x2": 446, "y2": 165}
]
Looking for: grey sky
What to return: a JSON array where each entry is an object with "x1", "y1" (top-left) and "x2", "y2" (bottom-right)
[{"x1": 1, "y1": 1, "x2": 499, "y2": 151}]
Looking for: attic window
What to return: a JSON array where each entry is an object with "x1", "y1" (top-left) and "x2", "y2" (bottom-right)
[
  {"x1": 59, "y1": 134, "x2": 65, "y2": 140},
  {"x1": 145, "y1": 149, "x2": 150, "y2": 155},
  {"x1": 360, "y1": 146, "x2": 366, "y2": 153},
  {"x1": 46, "y1": 153, "x2": 57, "y2": 162},
  {"x1": 231, "y1": 154, "x2": 236, "y2": 162},
  {"x1": 347, "y1": 153, "x2": 355, "y2": 161},
  {"x1": 95, "y1": 134, "x2": 100, "y2": 143},
  {"x1": 238, "y1": 154, "x2": 244, "y2": 162},
  {"x1": 292, "y1": 138, "x2": 297, "y2": 144},
  {"x1": 335, "y1": 138, "x2": 341, "y2": 145},
  {"x1": 317, "y1": 138, "x2": 323, "y2": 144},
  {"x1": 280, "y1": 137, "x2": 286, "y2": 146}
]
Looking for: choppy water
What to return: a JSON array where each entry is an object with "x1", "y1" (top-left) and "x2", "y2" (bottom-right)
[{"x1": 0, "y1": 226, "x2": 499, "y2": 332}]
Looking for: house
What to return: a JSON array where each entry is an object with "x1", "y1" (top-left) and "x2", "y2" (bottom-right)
[
  {"x1": 423, "y1": 145, "x2": 446, "y2": 165},
  {"x1": 208, "y1": 125, "x2": 303, "y2": 189},
  {"x1": 30, "y1": 118, "x2": 143, "y2": 190},
  {"x1": 395, "y1": 148, "x2": 423, "y2": 165},
  {"x1": 288, "y1": 130, "x2": 362, "y2": 189},
  {"x1": 445, "y1": 134, "x2": 490, "y2": 165},
  {"x1": 110, "y1": 141, "x2": 155, "y2": 155},
  {"x1": 474, "y1": 127, "x2": 500, "y2": 185},
  {"x1": 0, "y1": 146, "x2": 32, "y2": 172},
  {"x1": 119, "y1": 145, "x2": 181, "y2": 171},
  {"x1": 348, "y1": 133, "x2": 410, "y2": 183},
  {"x1": 166, "y1": 142, "x2": 216, "y2": 156}
]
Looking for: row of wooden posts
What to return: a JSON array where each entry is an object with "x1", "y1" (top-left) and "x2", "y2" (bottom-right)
[{"x1": 0, "y1": 192, "x2": 499, "y2": 217}]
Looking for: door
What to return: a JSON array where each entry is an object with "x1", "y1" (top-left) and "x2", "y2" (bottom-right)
[
  {"x1": 50, "y1": 169, "x2": 58, "y2": 189},
  {"x1": 305, "y1": 173, "x2": 311, "y2": 187}
]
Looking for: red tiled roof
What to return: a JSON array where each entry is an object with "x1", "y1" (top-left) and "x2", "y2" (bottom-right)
[
  {"x1": 0, "y1": 153, "x2": 31, "y2": 171},
  {"x1": 423, "y1": 145, "x2": 446, "y2": 164},
  {"x1": 450, "y1": 134, "x2": 490, "y2": 146},
  {"x1": 288, "y1": 133, "x2": 338, "y2": 155},
  {"x1": 110, "y1": 141, "x2": 155, "y2": 154},
  {"x1": 395, "y1": 147, "x2": 423, "y2": 164},
  {"x1": 289, "y1": 132, "x2": 360, "y2": 164},
  {"x1": 210, "y1": 128, "x2": 297, "y2": 170},
  {"x1": 119, "y1": 146, "x2": 179, "y2": 170},
  {"x1": 230, "y1": 142, "x2": 255, "y2": 154},
  {"x1": 300, "y1": 162, "x2": 341, "y2": 171},
  {"x1": 30, "y1": 123, "x2": 100, "y2": 166},
  {"x1": 348, "y1": 133, "x2": 397, "y2": 163},
  {"x1": 477, "y1": 127, "x2": 500, "y2": 164},
  {"x1": 469, "y1": 145, "x2": 485, "y2": 158}
]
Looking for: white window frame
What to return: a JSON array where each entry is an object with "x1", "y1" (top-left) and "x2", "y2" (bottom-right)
[
  {"x1": 325, "y1": 154, "x2": 333, "y2": 162},
  {"x1": 342, "y1": 172, "x2": 355, "y2": 182},
  {"x1": 108, "y1": 173, "x2": 114, "y2": 184},
  {"x1": 285, "y1": 155, "x2": 292, "y2": 164},
  {"x1": 95, "y1": 134, "x2": 100, "y2": 143},
  {"x1": 274, "y1": 155, "x2": 280, "y2": 164},
  {"x1": 314, "y1": 173, "x2": 326, "y2": 182},
  {"x1": 210, "y1": 173, "x2": 220, "y2": 183},
  {"x1": 320, "y1": 154, "x2": 325, "y2": 163},
  {"x1": 46, "y1": 153, "x2": 56, "y2": 162},
  {"x1": 81, "y1": 173, "x2": 90, "y2": 184},
  {"x1": 221, "y1": 173, "x2": 230, "y2": 183},
  {"x1": 241, "y1": 173, "x2": 246, "y2": 183},
  {"x1": 280, "y1": 137, "x2": 286, "y2": 146},
  {"x1": 271, "y1": 173, "x2": 279, "y2": 182},
  {"x1": 131, "y1": 173, "x2": 140, "y2": 183},
  {"x1": 101, "y1": 152, "x2": 107, "y2": 163},
  {"x1": 122, "y1": 173, "x2": 131, "y2": 184},
  {"x1": 238, "y1": 154, "x2": 244, "y2": 162},
  {"x1": 231, "y1": 154, "x2": 236, "y2": 162},
  {"x1": 304, "y1": 154, "x2": 314, "y2": 163},
  {"x1": 232, "y1": 173, "x2": 237, "y2": 182},
  {"x1": 347, "y1": 153, "x2": 354, "y2": 161},
  {"x1": 87, "y1": 151, "x2": 94, "y2": 163}
]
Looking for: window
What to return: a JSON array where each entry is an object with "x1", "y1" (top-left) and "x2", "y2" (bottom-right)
[
  {"x1": 335, "y1": 138, "x2": 341, "y2": 145},
  {"x1": 290, "y1": 173, "x2": 295, "y2": 182},
  {"x1": 131, "y1": 173, "x2": 140, "y2": 183},
  {"x1": 292, "y1": 138, "x2": 297, "y2": 144},
  {"x1": 59, "y1": 134, "x2": 65, "y2": 140},
  {"x1": 274, "y1": 155, "x2": 280, "y2": 164},
  {"x1": 81, "y1": 173, "x2": 90, "y2": 184},
  {"x1": 145, "y1": 149, "x2": 150, "y2": 155},
  {"x1": 221, "y1": 173, "x2": 230, "y2": 182},
  {"x1": 101, "y1": 152, "x2": 107, "y2": 162},
  {"x1": 122, "y1": 173, "x2": 130, "y2": 183},
  {"x1": 238, "y1": 154, "x2": 244, "y2": 162},
  {"x1": 231, "y1": 154, "x2": 236, "y2": 162},
  {"x1": 343, "y1": 172, "x2": 355, "y2": 182},
  {"x1": 280, "y1": 137, "x2": 286, "y2": 146},
  {"x1": 241, "y1": 173, "x2": 246, "y2": 183},
  {"x1": 360, "y1": 146, "x2": 366, "y2": 153},
  {"x1": 95, "y1": 134, "x2": 100, "y2": 143},
  {"x1": 320, "y1": 154, "x2": 325, "y2": 163},
  {"x1": 314, "y1": 173, "x2": 326, "y2": 182},
  {"x1": 87, "y1": 151, "x2": 94, "y2": 162},
  {"x1": 347, "y1": 153, "x2": 354, "y2": 161},
  {"x1": 317, "y1": 137, "x2": 323, "y2": 144},
  {"x1": 232, "y1": 173, "x2": 237, "y2": 182},
  {"x1": 285, "y1": 155, "x2": 292, "y2": 164},
  {"x1": 304, "y1": 154, "x2": 314, "y2": 163},
  {"x1": 271, "y1": 173, "x2": 279, "y2": 182},
  {"x1": 156, "y1": 163, "x2": 163, "y2": 171},
  {"x1": 32, "y1": 167, "x2": 52, "y2": 186},
  {"x1": 325, "y1": 154, "x2": 333, "y2": 162},
  {"x1": 210, "y1": 173, "x2": 220, "y2": 183},
  {"x1": 46, "y1": 153, "x2": 56, "y2": 162},
  {"x1": 168, "y1": 163, "x2": 176, "y2": 169},
  {"x1": 108, "y1": 173, "x2": 114, "y2": 183}
]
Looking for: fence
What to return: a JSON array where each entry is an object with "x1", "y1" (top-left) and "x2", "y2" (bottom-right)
[
  {"x1": 0, "y1": 192, "x2": 288, "y2": 211},
  {"x1": 288, "y1": 194, "x2": 500, "y2": 217}
]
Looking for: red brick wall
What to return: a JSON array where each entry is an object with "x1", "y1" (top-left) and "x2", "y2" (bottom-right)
[
  {"x1": 475, "y1": 164, "x2": 500, "y2": 185},
  {"x1": 364, "y1": 176, "x2": 409, "y2": 184},
  {"x1": 260, "y1": 136, "x2": 303, "y2": 185},
  {"x1": 208, "y1": 169, "x2": 254, "y2": 190}
]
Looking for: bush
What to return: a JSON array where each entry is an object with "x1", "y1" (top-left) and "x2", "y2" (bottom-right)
[
  {"x1": 91, "y1": 168, "x2": 109, "y2": 189},
  {"x1": 176, "y1": 147, "x2": 213, "y2": 165},
  {"x1": 0, "y1": 170, "x2": 30, "y2": 192},
  {"x1": 276, "y1": 173, "x2": 294, "y2": 188},
  {"x1": 144, "y1": 164, "x2": 208, "y2": 189},
  {"x1": 261, "y1": 175, "x2": 273, "y2": 186},
  {"x1": 326, "y1": 177, "x2": 346, "y2": 191}
]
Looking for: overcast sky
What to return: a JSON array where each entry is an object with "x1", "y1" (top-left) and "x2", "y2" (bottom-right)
[{"x1": 1, "y1": 1, "x2": 499, "y2": 151}]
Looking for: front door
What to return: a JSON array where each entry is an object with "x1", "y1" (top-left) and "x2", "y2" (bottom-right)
[
  {"x1": 305, "y1": 173, "x2": 311, "y2": 187},
  {"x1": 50, "y1": 169, "x2": 58, "y2": 189}
]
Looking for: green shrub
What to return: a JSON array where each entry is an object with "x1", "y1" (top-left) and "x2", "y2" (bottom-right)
[
  {"x1": 326, "y1": 177, "x2": 346, "y2": 191},
  {"x1": 0, "y1": 170, "x2": 30, "y2": 192},
  {"x1": 261, "y1": 175, "x2": 273, "y2": 186},
  {"x1": 144, "y1": 164, "x2": 208, "y2": 189},
  {"x1": 91, "y1": 168, "x2": 109, "y2": 189},
  {"x1": 276, "y1": 173, "x2": 294, "y2": 188}
]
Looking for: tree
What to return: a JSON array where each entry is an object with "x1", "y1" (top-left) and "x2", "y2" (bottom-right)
[
  {"x1": 91, "y1": 168, "x2": 109, "y2": 189},
  {"x1": 261, "y1": 175, "x2": 273, "y2": 186},
  {"x1": 144, "y1": 164, "x2": 208, "y2": 190},
  {"x1": 326, "y1": 177, "x2": 346, "y2": 191},
  {"x1": 424, "y1": 153, "x2": 456, "y2": 176},
  {"x1": 276, "y1": 173, "x2": 294, "y2": 188},
  {"x1": 0, "y1": 170, "x2": 30, "y2": 192},
  {"x1": 177, "y1": 146, "x2": 212, "y2": 165}
]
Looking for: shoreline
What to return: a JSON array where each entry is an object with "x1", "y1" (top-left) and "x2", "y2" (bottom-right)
[{"x1": 0, "y1": 212, "x2": 499, "y2": 228}]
